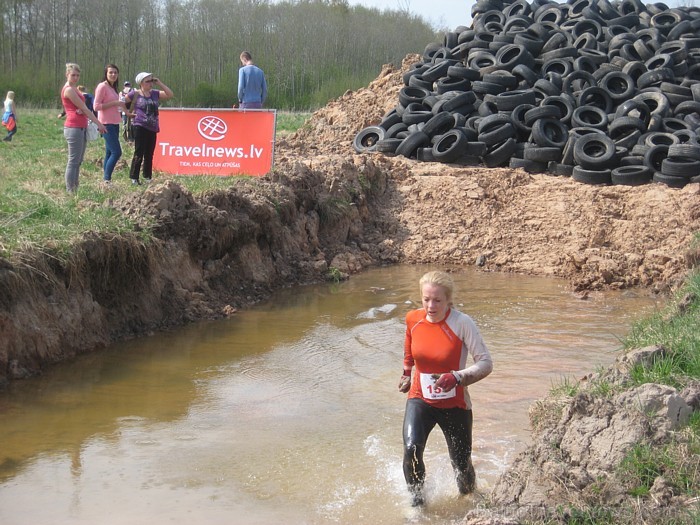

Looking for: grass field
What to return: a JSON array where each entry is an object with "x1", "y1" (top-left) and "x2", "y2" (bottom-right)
[{"x1": 0, "y1": 109, "x2": 310, "y2": 257}]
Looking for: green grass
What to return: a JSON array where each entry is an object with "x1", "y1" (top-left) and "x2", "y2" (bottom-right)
[
  {"x1": 554, "y1": 505, "x2": 616, "y2": 525},
  {"x1": 549, "y1": 375, "x2": 580, "y2": 397},
  {"x1": 0, "y1": 109, "x2": 310, "y2": 258},
  {"x1": 619, "y1": 443, "x2": 673, "y2": 497},
  {"x1": 616, "y1": 270, "x2": 700, "y2": 514},
  {"x1": 619, "y1": 429, "x2": 700, "y2": 498},
  {"x1": 623, "y1": 269, "x2": 700, "y2": 388},
  {"x1": 276, "y1": 111, "x2": 312, "y2": 134}
]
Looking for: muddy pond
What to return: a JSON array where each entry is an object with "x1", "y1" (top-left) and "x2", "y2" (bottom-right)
[{"x1": 0, "y1": 265, "x2": 660, "y2": 524}]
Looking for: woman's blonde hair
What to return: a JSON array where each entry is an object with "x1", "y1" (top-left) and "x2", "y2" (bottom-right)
[
  {"x1": 5, "y1": 91, "x2": 14, "y2": 101},
  {"x1": 65, "y1": 62, "x2": 81, "y2": 75},
  {"x1": 419, "y1": 270, "x2": 455, "y2": 303}
]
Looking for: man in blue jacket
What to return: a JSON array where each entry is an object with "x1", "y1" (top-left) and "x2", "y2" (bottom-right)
[{"x1": 237, "y1": 51, "x2": 267, "y2": 109}]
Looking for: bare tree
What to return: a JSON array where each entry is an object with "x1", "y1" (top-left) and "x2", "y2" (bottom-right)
[{"x1": 0, "y1": 0, "x2": 436, "y2": 106}]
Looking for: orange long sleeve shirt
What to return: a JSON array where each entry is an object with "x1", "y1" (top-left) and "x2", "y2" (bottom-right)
[{"x1": 404, "y1": 307, "x2": 493, "y2": 410}]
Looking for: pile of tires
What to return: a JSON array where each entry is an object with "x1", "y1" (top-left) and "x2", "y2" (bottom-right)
[{"x1": 352, "y1": 0, "x2": 700, "y2": 187}]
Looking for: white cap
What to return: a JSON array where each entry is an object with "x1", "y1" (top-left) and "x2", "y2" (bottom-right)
[{"x1": 135, "y1": 72, "x2": 152, "y2": 86}]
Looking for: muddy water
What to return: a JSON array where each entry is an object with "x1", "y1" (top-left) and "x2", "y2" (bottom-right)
[{"x1": 0, "y1": 266, "x2": 659, "y2": 525}]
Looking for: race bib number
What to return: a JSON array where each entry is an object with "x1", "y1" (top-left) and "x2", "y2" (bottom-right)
[{"x1": 419, "y1": 373, "x2": 456, "y2": 400}]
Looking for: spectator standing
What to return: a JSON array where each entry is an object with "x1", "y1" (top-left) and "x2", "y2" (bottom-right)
[
  {"x1": 78, "y1": 86, "x2": 95, "y2": 113},
  {"x1": 60, "y1": 63, "x2": 106, "y2": 193},
  {"x1": 94, "y1": 64, "x2": 127, "y2": 184},
  {"x1": 58, "y1": 87, "x2": 93, "y2": 119},
  {"x1": 125, "y1": 72, "x2": 173, "y2": 185},
  {"x1": 2, "y1": 91, "x2": 17, "y2": 142},
  {"x1": 237, "y1": 51, "x2": 267, "y2": 109},
  {"x1": 120, "y1": 81, "x2": 134, "y2": 142}
]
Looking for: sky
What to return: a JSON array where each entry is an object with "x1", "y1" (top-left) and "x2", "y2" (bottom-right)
[
  {"x1": 349, "y1": 0, "x2": 474, "y2": 30},
  {"x1": 348, "y1": 0, "x2": 690, "y2": 31}
]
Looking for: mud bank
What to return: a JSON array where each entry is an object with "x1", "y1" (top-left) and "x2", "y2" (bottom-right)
[
  {"x1": 0, "y1": 158, "x2": 394, "y2": 382},
  {"x1": 469, "y1": 347, "x2": 700, "y2": 525},
  {"x1": 2, "y1": 148, "x2": 698, "y2": 383}
]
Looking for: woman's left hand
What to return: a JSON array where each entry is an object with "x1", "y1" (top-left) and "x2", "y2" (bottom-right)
[
  {"x1": 435, "y1": 372, "x2": 458, "y2": 392},
  {"x1": 398, "y1": 373, "x2": 411, "y2": 393}
]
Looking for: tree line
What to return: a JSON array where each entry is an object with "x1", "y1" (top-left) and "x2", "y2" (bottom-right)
[{"x1": 0, "y1": 0, "x2": 439, "y2": 109}]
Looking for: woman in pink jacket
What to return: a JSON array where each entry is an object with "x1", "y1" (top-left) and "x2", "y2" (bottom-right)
[{"x1": 94, "y1": 64, "x2": 127, "y2": 183}]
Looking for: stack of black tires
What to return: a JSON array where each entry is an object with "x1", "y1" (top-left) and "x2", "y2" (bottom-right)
[{"x1": 352, "y1": 0, "x2": 700, "y2": 187}]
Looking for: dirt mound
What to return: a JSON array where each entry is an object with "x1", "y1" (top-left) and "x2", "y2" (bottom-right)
[
  {"x1": 280, "y1": 54, "x2": 419, "y2": 156},
  {"x1": 278, "y1": 55, "x2": 700, "y2": 294}
]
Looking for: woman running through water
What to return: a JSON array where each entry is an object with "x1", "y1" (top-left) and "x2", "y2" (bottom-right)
[{"x1": 398, "y1": 270, "x2": 493, "y2": 507}]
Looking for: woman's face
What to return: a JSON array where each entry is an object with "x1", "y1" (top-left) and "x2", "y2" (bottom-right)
[
  {"x1": 421, "y1": 283, "x2": 450, "y2": 323},
  {"x1": 106, "y1": 68, "x2": 119, "y2": 83},
  {"x1": 66, "y1": 69, "x2": 80, "y2": 84}
]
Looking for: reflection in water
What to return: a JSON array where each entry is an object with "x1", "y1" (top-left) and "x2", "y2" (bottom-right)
[{"x1": 0, "y1": 266, "x2": 659, "y2": 524}]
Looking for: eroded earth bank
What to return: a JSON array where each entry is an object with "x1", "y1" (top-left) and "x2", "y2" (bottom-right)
[{"x1": 1, "y1": 56, "x2": 699, "y2": 523}]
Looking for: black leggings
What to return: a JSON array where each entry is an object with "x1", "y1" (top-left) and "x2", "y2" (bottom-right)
[
  {"x1": 402, "y1": 397, "x2": 474, "y2": 494},
  {"x1": 129, "y1": 126, "x2": 157, "y2": 180}
]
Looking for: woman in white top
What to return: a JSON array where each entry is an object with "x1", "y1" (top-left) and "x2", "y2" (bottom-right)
[{"x1": 2, "y1": 91, "x2": 17, "y2": 142}]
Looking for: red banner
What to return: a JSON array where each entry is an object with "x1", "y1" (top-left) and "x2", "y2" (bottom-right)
[{"x1": 153, "y1": 108, "x2": 276, "y2": 176}]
